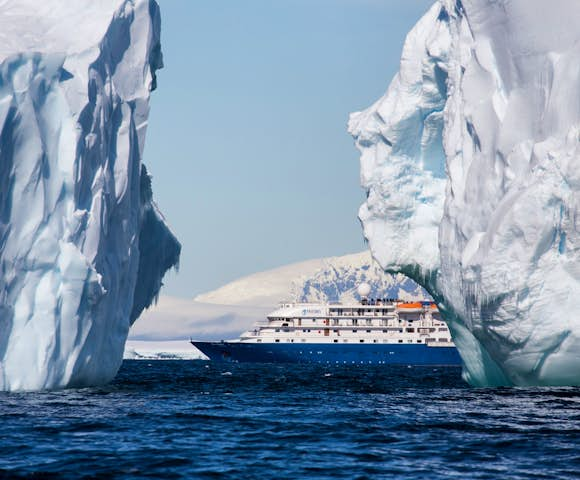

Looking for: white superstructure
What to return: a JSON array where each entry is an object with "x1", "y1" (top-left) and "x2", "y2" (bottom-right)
[{"x1": 239, "y1": 299, "x2": 454, "y2": 347}]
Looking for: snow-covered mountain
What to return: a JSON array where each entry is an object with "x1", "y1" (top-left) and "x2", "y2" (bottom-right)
[
  {"x1": 0, "y1": 1, "x2": 180, "y2": 390},
  {"x1": 131, "y1": 251, "x2": 427, "y2": 351},
  {"x1": 350, "y1": 0, "x2": 580, "y2": 386},
  {"x1": 195, "y1": 251, "x2": 426, "y2": 307}
]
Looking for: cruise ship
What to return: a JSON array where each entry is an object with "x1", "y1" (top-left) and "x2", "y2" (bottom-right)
[{"x1": 191, "y1": 285, "x2": 462, "y2": 366}]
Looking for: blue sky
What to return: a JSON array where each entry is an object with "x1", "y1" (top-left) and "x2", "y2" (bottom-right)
[{"x1": 145, "y1": 0, "x2": 434, "y2": 297}]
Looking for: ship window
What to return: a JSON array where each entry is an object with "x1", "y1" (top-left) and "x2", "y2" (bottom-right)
[
  {"x1": 282, "y1": 323, "x2": 288, "y2": 326},
  {"x1": 303, "y1": 329, "x2": 307, "y2": 333},
  {"x1": 333, "y1": 339, "x2": 338, "y2": 343},
  {"x1": 275, "y1": 329, "x2": 280, "y2": 332},
  {"x1": 290, "y1": 339, "x2": 294, "y2": 343},
  {"x1": 398, "y1": 340, "x2": 403, "y2": 343},
  {"x1": 275, "y1": 339, "x2": 280, "y2": 342},
  {"x1": 352, "y1": 329, "x2": 357, "y2": 333},
  {"x1": 366, "y1": 330, "x2": 371, "y2": 333},
  {"x1": 417, "y1": 340, "x2": 422, "y2": 343},
  {"x1": 399, "y1": 329, "x2": 403, "y2": 333},
  {"x1": 308, "y1": 329, "x2": 311, "y2": 332},
  {"x1": 360, "y1": 339, "x2": 364, "y2": 343},
  {"x1": 439, "y1": 327, "x2": 448, "y2": 331},
  {"x1": 366, "y1": 319, "x2": 372, "y2": 326},
  {"x1": 373, "y1": 339, "x2": 378, "y2": 343},
  {"x1": 383, "y1": 330, "x2": 388, "y2": 333},
  {"x1": 439, "y1": 338, "x2": 447, "y2": 342},
  {"x1": 407, "y1": 328, "x2": 415, "y2": 333},
  {"x1": 343, "y1": 339, "x2": 348, "y2": 343},
  {"x1": 333, "y1": 329, "x2": 339, "y2": 333},
  {"x1": 257, "y1": 339, "x2": 262, "y2": 343}
]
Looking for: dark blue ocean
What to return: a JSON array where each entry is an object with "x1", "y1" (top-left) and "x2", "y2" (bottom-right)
[{"x1": 1, "y1": 361, "x2": 579, "y2": 479}]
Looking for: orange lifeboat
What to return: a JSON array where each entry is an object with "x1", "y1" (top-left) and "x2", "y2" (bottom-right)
[
  {"x1": 396, "y1": 302, "x2": 424, "y2": 313},
  {"x1": 397, "y1": 302, "x2": 423, "y2": 309}
]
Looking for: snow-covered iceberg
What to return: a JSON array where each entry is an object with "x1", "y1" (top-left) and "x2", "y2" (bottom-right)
[
  {"x1": 0, "y1": 0, "x2": 180, "y2": 390},
  {"x1": 349, "y1": 0, "x2": 580, "y2": 386}
]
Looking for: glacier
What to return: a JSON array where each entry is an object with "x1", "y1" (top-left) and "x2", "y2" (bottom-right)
[
  {"x1": 0, "y1": 0, "x2": 180, "y2": 390},
  {"x1": 349, "y1": 0, "x2": 580, "y2": 386}
]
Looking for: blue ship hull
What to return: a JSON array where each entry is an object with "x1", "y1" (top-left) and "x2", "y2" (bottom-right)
[{"x1": 191, "y1": 341, "x2": 462, "y2": 366}]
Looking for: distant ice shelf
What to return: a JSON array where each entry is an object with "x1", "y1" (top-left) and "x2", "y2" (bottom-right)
[
  {"x1": 350, "y1": 0, "x2": 580, "y2": 386},
  {"x1": 0, "y1": 0, "x2": 180, "y2": 391},
  {"x1": 124, "y1": 341, "x2": 206, "y2": 361}
]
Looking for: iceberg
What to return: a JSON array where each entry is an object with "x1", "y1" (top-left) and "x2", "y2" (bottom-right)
[
  {"x1": 0, "y1": 0, "x2": 180, "y2": 390},
  {"x1": 349, "y1": 0, "x2": 580, "y2": 386}
]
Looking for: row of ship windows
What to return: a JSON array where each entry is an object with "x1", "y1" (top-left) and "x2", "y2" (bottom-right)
[
  {"x1": 277, "y1": 319, "x2": 434, "y2": 325},
  {"x1": 274, "y1": 327, "x2": 448, "y2": 333},
  {"x1": 259, "y1": 338, "x2": 450, "y2": 344}
]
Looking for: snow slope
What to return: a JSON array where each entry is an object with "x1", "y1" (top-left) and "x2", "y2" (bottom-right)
[
  {"x1": 195, "y1": 251, "x2": 425, "y2": 306},
  {"x1": 195, "y1": 251, "x2": 426, "y2": 307},
  {"x1": 349, "y1": 0, "x2": 580, "y2": 386},
  {"x1": 0, "y1": 0, "x2": 180, "y2": 390}
]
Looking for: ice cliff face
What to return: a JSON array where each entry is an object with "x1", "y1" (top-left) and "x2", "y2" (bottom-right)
[
  {"x1": 0, "y1": 0, "x2": 180, "y2": 390},
  {"x1": 349, "y1": 0, "x2": 580, "y2": 386}
]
